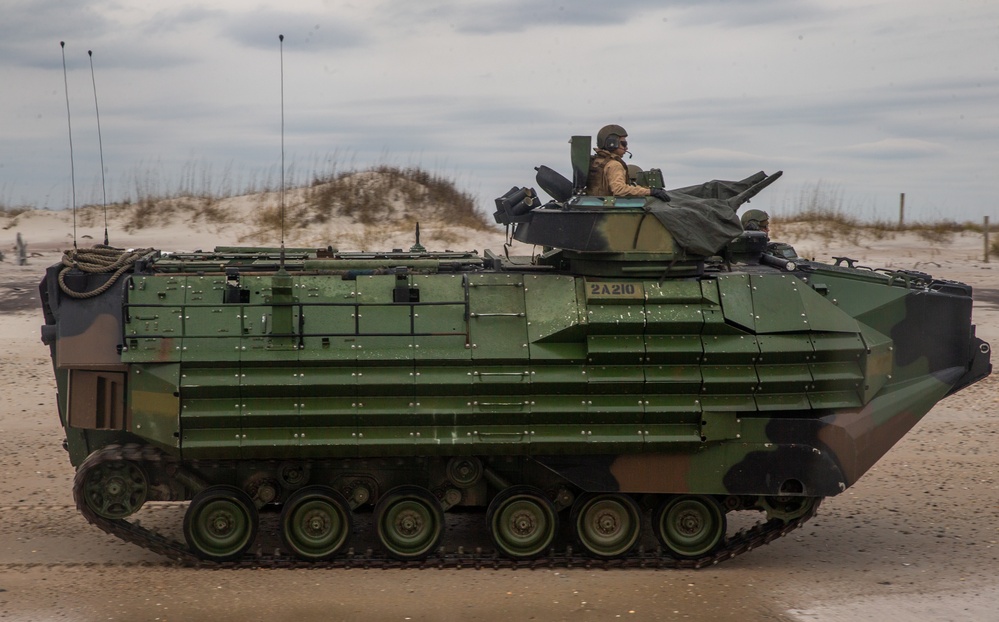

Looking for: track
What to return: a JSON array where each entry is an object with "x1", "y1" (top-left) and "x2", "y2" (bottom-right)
[{"x1": 71, "y1": 444, "x2": 821, "y2": 570}]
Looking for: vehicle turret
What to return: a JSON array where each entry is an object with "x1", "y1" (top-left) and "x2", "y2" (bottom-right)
[{"x1": 494, "y1": 135, "x2": 782, "y2": 277}]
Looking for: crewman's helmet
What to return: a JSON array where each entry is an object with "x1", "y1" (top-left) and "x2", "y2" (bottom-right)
[
  {"x1": 597, "y1": 124, "x2": 628, "y2": 150},
  {"x1": 741, "y1": 209, "x2": 770, "y2": 232}
]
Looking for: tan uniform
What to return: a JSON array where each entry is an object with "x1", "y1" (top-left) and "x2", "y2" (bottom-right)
[{"x1": 586, "y1": 149, "x2": 651, "y2": 198}]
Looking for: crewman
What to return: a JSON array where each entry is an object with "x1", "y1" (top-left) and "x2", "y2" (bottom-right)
[
  {"x1": 587, "y1": 125, "x2": 670, "y2": 202},
  {"x1": 741, "y1": 209, "x2": 770, "y2": 233}
]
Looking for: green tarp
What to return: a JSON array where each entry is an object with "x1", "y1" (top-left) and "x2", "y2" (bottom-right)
[{"x1": 646, "y1": 171, "x2": 781, "y2": 256}]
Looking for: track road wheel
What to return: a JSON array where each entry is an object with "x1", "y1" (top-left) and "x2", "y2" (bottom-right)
[
  {"x1": 375, "y1": 486, "x2": 444, "y2": 560},
  {"x1": 655, "y1": 495, "x2": 726, "y2": 559},
  {"x1": 280, "y1": 486, "x2": 352, "y2": 561},
  {"x1": 81, "y1": 459, "x2": 148, "y2": 519},
  {"x1": 487, "y1": 486, "x2": 558, "y2": 560},
  {"x1": 572, "y1": 493, "x2": 642, "y2": 559},
  {"x1": 183, "y1": 485, "x2": 259, "y2": 562}
]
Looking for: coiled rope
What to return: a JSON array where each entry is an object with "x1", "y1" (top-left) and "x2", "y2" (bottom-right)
[{"x1": 58, "y1": 245, "x2": 156, "y2": 299}]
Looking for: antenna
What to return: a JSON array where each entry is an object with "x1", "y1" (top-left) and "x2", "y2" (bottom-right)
[
  {"x1": 88, "y1": 49, "x2": 109, "y2": 245},
  {"x1": 60, "y1": 41, "x2": 78, "y2": 250},
  {"x1": 279, "y1": 33, "x2": 286, "y2": 269}
]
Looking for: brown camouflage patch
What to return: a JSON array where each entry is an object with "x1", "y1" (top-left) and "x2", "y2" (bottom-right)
[{"x1": 610, "y1": 454, "x2": 692, "y2": 493}]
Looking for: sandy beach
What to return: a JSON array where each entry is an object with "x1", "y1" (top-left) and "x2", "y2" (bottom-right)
[{"x1": 0, "y1": 208, "x2": 995, "y2": 621}]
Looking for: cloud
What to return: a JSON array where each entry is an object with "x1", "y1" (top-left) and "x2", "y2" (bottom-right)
[
  {"x1": 677, "y1": 147, "x2": 771, "y2": 168},
  {"x1": 397, "y1": 0, "x2": 826, "y2": 34},
  {"x1": 396, "y1": 1, "x2": 632, "y2": 34},
  {"x1": 221, "y1": 10, "x2": 369, "y2": 51},
  {"x1": 0, "y1": 1, "x2": 111, "y2": 69},
  {"x1": 140, "y1": 6, "x2": 225, "y2": 35},
  {"x1": 393, "y1": 0, "x2": 689, "y2": 34},
  {"x1": 0, "y1": 2, "x2": 202, "y2": 72},
  {"x1": 666, "y1": 0, "x2": 830, "y2": 28},
  {"x1": 827, "y1": 138, "x2": 946, "y2": 159}
]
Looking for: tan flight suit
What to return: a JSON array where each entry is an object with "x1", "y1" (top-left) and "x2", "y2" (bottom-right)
[{"x1": 586, "y1": 149, "x2": 652, "y2": 198}]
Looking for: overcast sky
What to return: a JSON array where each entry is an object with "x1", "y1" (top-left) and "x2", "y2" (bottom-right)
[{"x1": 3, "y1": 0, "x2": 998, "y2": 224}]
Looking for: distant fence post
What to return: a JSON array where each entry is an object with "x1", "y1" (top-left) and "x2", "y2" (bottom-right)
[
  {"x1": 898, "y1": 193, "x2": 905, "y2": 228},
  {"x1": 986, "y1": 216, "x2": 991, "y2": 263},
  {"x1": 15, "y1": 232, "x2": 27, "y2": 266}
]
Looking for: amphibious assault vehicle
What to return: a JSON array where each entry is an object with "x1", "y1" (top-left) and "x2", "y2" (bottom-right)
[{"x1": 40, "y1": 138, "x2": 991, "y2": 567}]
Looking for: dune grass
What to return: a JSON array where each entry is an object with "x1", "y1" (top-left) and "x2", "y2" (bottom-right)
[
  {"x1": 3, "y1": 174, "x2": 996, "y2": 257},
  {"x1": 771, "y1": 182, "x2": 996, "y2": 253},
  {"x1": 252, "y1": 164, "x2": 491, "y2": 232},
  {"x1": 49, "y1": 158, "x2": 494, "y2": 241}
]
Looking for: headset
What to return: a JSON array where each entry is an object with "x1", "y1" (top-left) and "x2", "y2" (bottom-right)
[{"x1": 597, "y1": 124, "x2": 628, "y2": 151}]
